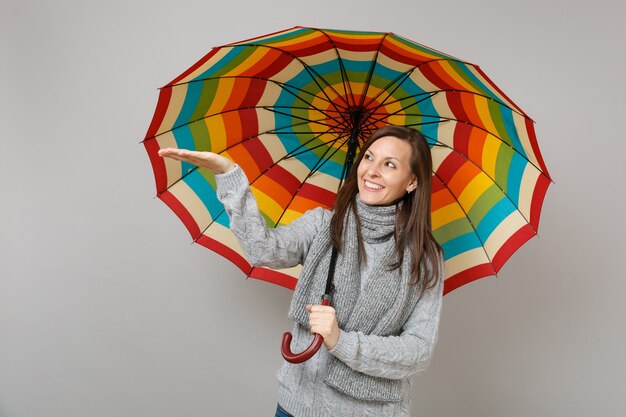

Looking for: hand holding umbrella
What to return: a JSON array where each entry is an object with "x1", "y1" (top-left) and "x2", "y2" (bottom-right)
[{"x1": 306, "y1": 304, "x2": 340, "y2": 351}]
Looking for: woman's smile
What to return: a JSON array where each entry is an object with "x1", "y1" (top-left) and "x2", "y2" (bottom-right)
[{"x1": 363, "y1": 180, "x2": 384, "y2": 191}]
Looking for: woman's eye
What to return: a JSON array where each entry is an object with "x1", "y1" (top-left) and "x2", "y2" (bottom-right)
[
  {"x1": 365, "y1": 154, "x2": 373, "y2": 160},
  {"x1": 386, "y1": 162, "x2": 396, "y2": 169}
]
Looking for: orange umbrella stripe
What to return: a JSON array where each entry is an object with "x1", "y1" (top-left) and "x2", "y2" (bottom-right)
[
  {"x1": 253, "y1": 175, "x2": 293, "y2": 209},
  {"x1": 447, "y1": 161, "x2": 481, "y2": 198},
  {"x1": 289, "y1": 195, "x2": 325, "y2": 214},
  {"x1": 459, "y1": 93, "x2": 484, "y2": 129},
  {"x1": 431, "y1": 187, "x2": 458, "y2": 211},
  {"x1": 224, "y1": 144, "x2": 260, "y2": 179},
  {"x1": 467, "y1": 128, "x2": 490, "y2": 169},
  {"x1": 222, "y1": 112, "x2": 246, "y2": 149}
]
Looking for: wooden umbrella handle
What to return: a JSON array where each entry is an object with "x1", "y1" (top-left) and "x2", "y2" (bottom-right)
[{"x1": 281, "y1": 296, "x2": 331, "y2": 364}]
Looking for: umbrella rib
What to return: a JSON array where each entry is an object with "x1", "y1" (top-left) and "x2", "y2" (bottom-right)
[
  {"x1": 271, "y1": 127, "x2": 343, "y2": 162},
  {"x1": 264, "y1": 107, "x2": 347, "y2": 131},
  {"x1": 309, "y1": 134, "x2": 351, "y2": 177},
  {"x1": 359, "y1": 91, "x2": 438, "y2": 132},
  {"x1": 313, "y1": 28, "x2": 355, "y2": 109},
  {"x1": 358, "y1": 71, "x2": 412, "y2": 120},
  {"x1": 274, "y1": 134, "x2": 351, "y2": 226},
  {"x1": 359, "y1": 98, "x2": 438, "y2": 136},
  {"x1": 268, "y1": 80, "x2": 348, "y2": 124},
  {"x1": 357, "y1": 33, "x2": 389, "y2": 110},
  {"x1": 287, "y1": 138, "x2": 342, "y2": 159},
  {"x1": 361, "y1": 68, "x2": 414, "y2": 113},
  {"x1": 268, "y1": 106, "x2": 353, "y2": 132},
  {"x1": 431, "y1": 169, "x2": 498, "y2": 278}
]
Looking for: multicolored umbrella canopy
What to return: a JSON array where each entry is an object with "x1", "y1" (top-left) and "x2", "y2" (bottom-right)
[{"x1": 143, "y1": 26, "x2": 552, "y2": 295}]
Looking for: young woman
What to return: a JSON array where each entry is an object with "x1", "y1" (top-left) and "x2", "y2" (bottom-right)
[{"x1": 159, "y1": 125, "x2": 445, "y2": 417}]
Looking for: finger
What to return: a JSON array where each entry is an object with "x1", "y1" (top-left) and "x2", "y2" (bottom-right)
[
  {"x1": 309, "y1": 305, "x2": 335, "y2": 314},
  {"x1": 158, "y1": 148, "x2": 188, "y2": 161},
  {"x1": 310, "y1": 323, "x2": 329, "y2": 338},
  {"x1": 159, "y1": 149, "x2": 204, "y2": 166},
  {"x1": 157, "y1": 148, "x2": 176, "y2": 157}
]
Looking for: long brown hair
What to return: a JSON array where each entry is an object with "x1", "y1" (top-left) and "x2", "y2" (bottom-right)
[{"x1": 330, "y1": 125, "x2": 444, "y2": 297}]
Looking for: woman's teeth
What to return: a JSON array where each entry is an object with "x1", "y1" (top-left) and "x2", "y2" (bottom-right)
[{"x1": 364, "y1": 180, "x2": 383, "y2": 190}]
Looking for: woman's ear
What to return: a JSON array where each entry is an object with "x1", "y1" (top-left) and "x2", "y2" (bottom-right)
[{"x1": 406, "y1": 177, "x2": 418, "y2": 193}]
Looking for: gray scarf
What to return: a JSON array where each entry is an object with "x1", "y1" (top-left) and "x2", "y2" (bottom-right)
[{"x1": 288, "y1": 195, "x2": 421, "y2": 402}]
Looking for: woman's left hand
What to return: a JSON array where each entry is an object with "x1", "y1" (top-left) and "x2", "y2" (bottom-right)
[{"x1": 306, "y1": 304, "x2": 340, "y2": 350}]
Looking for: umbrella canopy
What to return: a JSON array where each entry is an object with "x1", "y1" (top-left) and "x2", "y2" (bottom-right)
[{"x1": 143, "y1": 26, "x2": 552, "y2": 295}]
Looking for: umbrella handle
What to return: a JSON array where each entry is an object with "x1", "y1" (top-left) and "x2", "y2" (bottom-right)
[{"x1": 281, "y1": 295, "x2": 331, "y2": 364}]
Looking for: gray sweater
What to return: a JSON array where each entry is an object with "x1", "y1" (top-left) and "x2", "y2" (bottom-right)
[{"x1": 215, "y1": 166, "x2": 444, "y2": 417}]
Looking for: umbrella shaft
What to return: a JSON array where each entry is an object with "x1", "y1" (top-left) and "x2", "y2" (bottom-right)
[{"x1": 343, "y1": 132, "x2": 360, "y2": 181}]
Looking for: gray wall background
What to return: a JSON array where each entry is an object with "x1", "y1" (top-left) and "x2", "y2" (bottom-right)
[{"x1": 1, "y1": 0, "x2": 625, "y2": 416}]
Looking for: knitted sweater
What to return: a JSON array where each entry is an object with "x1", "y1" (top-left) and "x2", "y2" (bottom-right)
[{"x1": 215, "y1": 166, "x2": 444, "y2": 417}]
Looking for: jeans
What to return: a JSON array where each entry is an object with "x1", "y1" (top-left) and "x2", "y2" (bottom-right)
[{"x1": 275, "y1": 403, "x2": 295, "y2": 417}]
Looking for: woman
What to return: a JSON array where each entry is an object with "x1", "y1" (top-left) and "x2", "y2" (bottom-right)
[{"x1": 159, "y1": 125, "x2": 445, "y2": 417}]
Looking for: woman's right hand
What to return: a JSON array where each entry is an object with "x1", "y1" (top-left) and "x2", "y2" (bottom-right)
[{"x1": 157, "y1": 148, "x2": 235, "y2": 174}]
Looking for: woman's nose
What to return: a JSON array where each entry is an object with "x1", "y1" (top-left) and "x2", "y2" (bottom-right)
[{"x1": 367, "y1": 163, "x2": 381, "y2": 177}]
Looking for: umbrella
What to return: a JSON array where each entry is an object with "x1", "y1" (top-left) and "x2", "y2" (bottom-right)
[{"x1": 143, "y1": 26, "x2": 552, "y2": 297}]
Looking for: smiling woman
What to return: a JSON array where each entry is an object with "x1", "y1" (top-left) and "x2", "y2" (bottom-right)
[
  {"x1": 357, "y1": 136, "x2": 418, "y2": 206},
  {"x1": 331, "y1": 125, "x2": 442, "y2": 290},
  {"x1": 158, "y1": 125, "x2": 445, "y2": 417}
]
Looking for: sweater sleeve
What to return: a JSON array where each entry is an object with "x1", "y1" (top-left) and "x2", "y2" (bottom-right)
[
  {"x1": 215, "y1": 165, "x2": 330, "y2": 269},
  {"x1": 327, "y1": 260, "x2": 445, "y2": 380}
]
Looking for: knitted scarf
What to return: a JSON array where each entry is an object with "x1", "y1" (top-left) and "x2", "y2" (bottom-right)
[{"x1": 287, "y1": 196, "x2": 422, "y2": 402}]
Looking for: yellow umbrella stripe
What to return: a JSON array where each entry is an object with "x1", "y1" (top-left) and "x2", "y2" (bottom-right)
[
  {"x1": 251, "y1": 185, "x2": 284, "y2": 227},
  {"x1": 432, "y1": 202, "x2": 467, "y2": 230},
  {"x1": 457, "y1": 173, "x2": 494, "y2": 210}
]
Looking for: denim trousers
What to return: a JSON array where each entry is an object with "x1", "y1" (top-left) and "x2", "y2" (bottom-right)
[{"x1": 275, "y1": 403, "x2": 295, "y2": 417}]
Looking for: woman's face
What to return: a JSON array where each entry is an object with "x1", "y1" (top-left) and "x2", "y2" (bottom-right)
[{"x1": 356, "y1": 135, "x2": 418, "y2": 206}]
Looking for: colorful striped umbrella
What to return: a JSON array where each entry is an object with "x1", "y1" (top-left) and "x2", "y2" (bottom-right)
[{"x1": 143, "y1": 26, "x2": 552, "y2": 295}]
